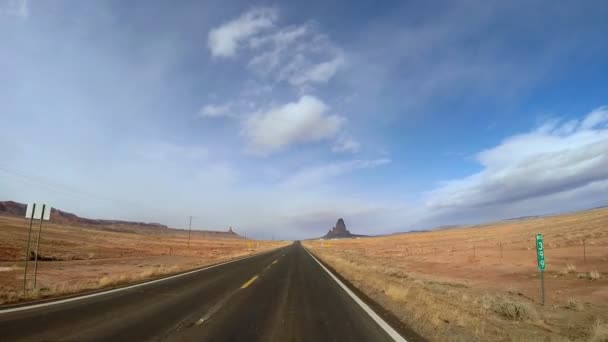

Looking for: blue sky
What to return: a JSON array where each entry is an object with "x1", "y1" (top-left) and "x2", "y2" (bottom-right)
[{"x1": 1, "y1": 0, "x2": 608, "y2": 239}]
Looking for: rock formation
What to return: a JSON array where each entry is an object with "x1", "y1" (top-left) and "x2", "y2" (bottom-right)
[{"x1": 323, "y1": 218, "x2": 353, "y2": 239}]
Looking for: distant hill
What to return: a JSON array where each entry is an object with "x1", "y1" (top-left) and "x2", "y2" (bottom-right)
[
  {"x1": 0, "y1": 201, "x2": 24, "y2": 217},
  {"x1": 0, "y1": 201, "x2": 242, "y2": 238},
  {"x1": 322, "y1": 218, "x2": 366, "y2": 239},
  {"x1": 502, "y1": 215, "x2": 543, "y2": 221},
  {"x1": 431, "y1": 225, "x2": 461, "y2": 231},
  {"x1": 394, "y1": 205, "x2": 608, "y2": 235}
]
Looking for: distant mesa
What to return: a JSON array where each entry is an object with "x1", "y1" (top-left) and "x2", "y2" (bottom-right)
[
  {"x1": 0, "y1": 201, "x2": 24, "y2": 217},
  {"x1": 322, "y1": 218, "x2": 363, "y2": 239},
  {"x1": 0, "y1": 200, "x2": 242, "y2": 238},
  {"x1": 0, "y1": 201, "x2": 169, "y2": 233}
]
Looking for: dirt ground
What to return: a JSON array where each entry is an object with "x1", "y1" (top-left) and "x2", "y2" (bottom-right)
[
  {"x1": 0, "y1": 215, "x2": 288, "y2": 305},
  {"x1": 304, "y1": 208, "x2": 608, "y2": 341}
]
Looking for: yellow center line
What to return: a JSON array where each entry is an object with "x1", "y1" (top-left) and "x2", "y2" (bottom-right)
[
  {"x1": 272, "y1": 259, "x2": 278, "y2": 264},
  {"x1": 241, "y1": 275, "x2": 259, "y2": 289}
]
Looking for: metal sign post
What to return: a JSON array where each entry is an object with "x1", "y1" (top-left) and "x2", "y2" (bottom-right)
[
  {"x1": 23, "y1": 203, "x2": 36, "y2": 295},
  {"x1": 535, "y1": 233, "x2": 546, "y2": 305},
  {"x1": 33, "y1": 204, "x2": 47, "y2": 288},
  {"x1": 23, "y1": 203, "x2": 52, "y2": 294}
]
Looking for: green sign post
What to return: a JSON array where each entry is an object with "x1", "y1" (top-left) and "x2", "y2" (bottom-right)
[{"x1": 535, "y1": 234, "x2": 546, "y2": 305}]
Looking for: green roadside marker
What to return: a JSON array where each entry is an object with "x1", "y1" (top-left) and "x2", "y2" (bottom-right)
[
  {"x1": 536, "y1": 234, "x2": 546, "y2": 270},
  {"x1": 535, "y1": 233, "x2": 546, "y2": 305}
]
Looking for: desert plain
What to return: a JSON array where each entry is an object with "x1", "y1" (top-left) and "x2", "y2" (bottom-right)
[
  {"x1": 305, "y1": 207, "x2": 608, "y2": 341},
  {"x1": 0, "y1": 214, "x2": 286, "y2": 305},
  {"x1": 1, "y1": 206, "x2": 608, "y2": 341}
]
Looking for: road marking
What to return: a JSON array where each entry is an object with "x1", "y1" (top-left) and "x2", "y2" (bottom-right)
[
  {"x1": 304, "y1": 248, "x2": 407, "y2": 342},
  {"x1": 193, "y1": 289, "x2": 237, "y2": 327},
  {"x1": 0, "y1": 247, "x2": 287, "y2": 315},
  {"x1": 195, "y1": 255, "x2": 284, "y2": 326},
  {"x1": 240, "y1": 275, "x2": 259, "y2": 289}
]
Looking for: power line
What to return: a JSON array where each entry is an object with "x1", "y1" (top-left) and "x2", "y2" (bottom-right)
[{"x1": 0, "y1": 165, "x2": 187, "y2": 222}]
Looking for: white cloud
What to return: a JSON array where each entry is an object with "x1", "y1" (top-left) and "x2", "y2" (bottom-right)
[
  {"x1": 425, "y1": 106, "x2": 608, "y2": 212},
  {"x1": 197, "y1": 104, "x2": 233, "y2": 118},
  {"x1": 210, "y1": 9, "x2": 344, "y2": 89},
  {"x1": 580, "y1": 106, "x2": 608, "y2": 130},
  {"x1": 289, "y1": 55, "x2": 344, "y2": 87},
  {"x1": 208, "y1": 8, "x2": 277, "y2": 58},
  {"x1": 249, "y1": 25, "x2": 308, "y2": 49},
  {"x1": 207, "y1": 9, "x2": 350, "y2": 155},
  {"x1": 243, "y1": 95, "x2": 344, "y2": 154},
  {"x1": 332, "y1": 136, "x2": 360, "y2": 154},
  {"x1": 250, "y1": 30, "x2": 344, "y2": 88},
  {"x1": 1, "y1": 0, "x2": 29, "y2": 19},
  {"x1": 306, "y1": 106, "x2": 608, "y2": 235}
]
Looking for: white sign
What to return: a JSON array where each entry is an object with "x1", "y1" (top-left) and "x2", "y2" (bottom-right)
[{"x1": 25, "y1": 203, "x2": 51, "y2": 221}]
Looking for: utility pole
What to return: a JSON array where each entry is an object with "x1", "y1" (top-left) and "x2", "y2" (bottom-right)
[
  {"x1": 188, "y1": 216, "x2": 192, "y2": 249},
  {"x1": 583, "y1": 239, "x2": 586, "y2": 263}
]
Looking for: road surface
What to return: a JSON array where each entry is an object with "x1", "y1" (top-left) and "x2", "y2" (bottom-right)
[{"x1": 0, "y1": 242, "x2": 422, "y2": 341}]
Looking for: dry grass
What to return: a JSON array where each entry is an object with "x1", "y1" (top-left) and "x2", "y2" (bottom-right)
[
  {"x1": 590, "y1": 320, "x2": 608, "y2": 342},
  {"x1": 0, "y1": 215, "x2": 289, "y2": 305},
  {"x1": 98, "y1": 275, "x2": 130, "y2": 287},
  {"x1": 576, "y1": 270, "x2": 603, "y2": 281},
  {"x1": 304, "y1": 207, "x2": 608, "y2": 341},
  {"x1": 560, "y1": 263, "x2": 576, "y2": 274},
  {"x1": 485, "y1": 295, "x2": 539, "y2": 321},
  {"x1": 566, "y1": 297, "x2": 583, "y2": 311}
]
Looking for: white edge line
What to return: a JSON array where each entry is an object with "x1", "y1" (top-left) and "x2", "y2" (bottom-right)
[
  {"x1": 304, "y1": 248, "x2": 407, "y2": 342},
  {"x1": 0, "y1": 248, "x2": 284, "y2": 315}
]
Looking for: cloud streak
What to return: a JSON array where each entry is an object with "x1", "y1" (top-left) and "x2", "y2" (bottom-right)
[
  {"x1": 197, "y1": 104, "x2": 233, "y2": 118},
  {"x1": 205, "y1": 8, "x2": 352, "y2": 156},
  {"x1": 332, "y1": 136, "x2": 360, "y2": 154},
  {"x1": 0, "y1": 0, "x2": 28, "y2": 19},
  {"x1": 208, "y1": 8, "x2": 277, "y2": 57},
  {"x1": 282, "y1": 158, "x2": 391, "y2": 189},
  {"x1": 421, "y1": 106, "x2": 608, "y2": 219}
]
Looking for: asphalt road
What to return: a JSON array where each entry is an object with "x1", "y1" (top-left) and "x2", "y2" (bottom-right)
[{"x1": 0, "y1": 242, "x2": 421, "y2": 342}]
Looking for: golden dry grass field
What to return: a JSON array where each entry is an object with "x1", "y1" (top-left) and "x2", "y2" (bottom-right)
[
  {"x1": 0, "y1": 215, "x2": 287, "y2": 305},
  {"x1": 304, "y1": 208, "x2": 608, "y2": 341}
]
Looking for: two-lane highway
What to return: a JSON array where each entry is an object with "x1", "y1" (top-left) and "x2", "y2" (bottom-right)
[{"x1": 0, "y1": 242, "x2": 422, "y2": 341}]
